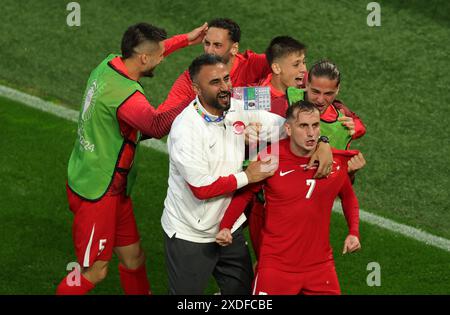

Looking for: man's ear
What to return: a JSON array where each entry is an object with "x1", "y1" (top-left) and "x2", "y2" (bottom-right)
[
  {"x1": 192, "y1": 82, "x2": 201, "y2": 95},
  {"x1": 284, "y1": 121, "x2": 292, "y2": 137},
  {"x1": 139, "y1": 53, "x2": 148, "y2": 66},
  {"x1": 231, "y1": 42, "x2": 239, "y2": 56},
  {"x1": 271, "y1": 62, "x2": 281, "y2": 75}
]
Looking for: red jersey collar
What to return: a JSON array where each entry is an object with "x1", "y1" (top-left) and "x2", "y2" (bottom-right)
[
  {"x1": 259, "y1": 74, "x2": 285, "y2": 98},
  {"x1": 229, "y1": 53, "x2": 244, "y2": 78},
  {"x1": 320, "y1": 104, "x2": 339, "y2": 122},
  {"x1": 109, "y1": 56, "x2": 134, "y2": 81}
]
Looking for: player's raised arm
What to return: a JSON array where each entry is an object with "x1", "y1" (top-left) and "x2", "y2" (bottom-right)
[
  {"x1": 162, "y1": 22, "x2": 208, "y2": 56},
  {"x1": 153, "y1": 23, "x2": 209, "y2": 114},
  {"x1": 186, "y1": 22, "x2": 208, "y2": 46},
  {"x1": 117, "y1": 91, "x2": 190, "y2": 139},
  {"x1": 156, "y1": 70, "x2": 195, "y2": 113},
  {"x1": 338, "y1": 163, "x2": 361, "y2": 254}
]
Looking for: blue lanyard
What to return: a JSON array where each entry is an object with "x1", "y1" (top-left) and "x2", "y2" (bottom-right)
[{"x1": 193, "y1": 101, "x2": 225, "y2": 123}]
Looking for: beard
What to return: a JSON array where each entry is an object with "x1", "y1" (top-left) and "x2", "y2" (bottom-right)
[
  {"x1": 203, "y1": 90, "x2": 232, "y2": 113},
  {"x1": 142, "y1": 65, "x2": 157, "y2": 78},
  {"x1": 218, "y1": 53, "x2": 230, "y2": 64},
  {"x1": 213, "y1": 90, "x2": 231, "y2": 111},
  {"x1": 209, "y1": 48, "x2": 231, "y2": 64},
  {"x1": 142, "y1": 69, "x2": 154, "y2": 78}
]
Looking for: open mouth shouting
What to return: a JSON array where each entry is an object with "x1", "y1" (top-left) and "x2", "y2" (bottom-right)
[
  {"x1": 217, "y1": 91, "x2": 231, "y2": 105},
  {"x1": 295, "y1": 73, "x2": 305, "y2": 89}
]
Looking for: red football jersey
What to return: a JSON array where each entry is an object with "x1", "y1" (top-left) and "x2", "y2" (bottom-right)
[{"x1": 220, "y1": 138, "x2": 360, "y2": 273}]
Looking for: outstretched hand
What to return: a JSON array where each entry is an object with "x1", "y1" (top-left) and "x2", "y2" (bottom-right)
[
  {"x1": 187, "y1": 22, "x2": 208, "y2": 46},
  {"x1": 342, "y1": 234, "x2": 361, "y2": 254}
]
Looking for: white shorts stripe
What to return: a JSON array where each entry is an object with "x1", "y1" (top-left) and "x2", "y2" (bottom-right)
[
  {"x1": 83, "y1": 224, "x2": 96, "y2": 267},
  {"x1": 252, "y1": 273, "x2": 258, "y2": 295}
]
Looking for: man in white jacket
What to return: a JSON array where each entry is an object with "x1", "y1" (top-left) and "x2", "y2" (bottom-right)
[{"x1": 161, "y1": 54, "x2": 332, "y2": 294}]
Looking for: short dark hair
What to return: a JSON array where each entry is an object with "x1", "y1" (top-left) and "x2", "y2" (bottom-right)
[
  {"x1": 188, "y1": 54, "x2": 226, "y2": 82},
  {"x1": 121, "y1": 23, "x2": 167, "y2": 59},
  {"x1": 208, "y1": 18, "x2": 241, "y2": 42},
  {"x1": 308, "y1": 59, "x2": 341, "y2": 86},
  {"x1": 285, "y1": 100, "x2": 319, "y2": 121},
  {"x1": 265, "y1": 36, "x2": 306, "y2": 65}
]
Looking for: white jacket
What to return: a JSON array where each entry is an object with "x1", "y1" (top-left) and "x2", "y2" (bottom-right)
[{"x1": 161, "y1": 96, "x2": 285, "y2": 243}]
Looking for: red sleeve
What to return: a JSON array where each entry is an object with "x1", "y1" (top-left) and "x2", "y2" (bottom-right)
[
  {"x1": 117, "y1": 91, "x2": 188, "y2": 139},
  {"x1": 156, "y1": 70, "x2": 196, "y2": 113},
  {"x1": 338, "y1": 174, "x2": 360, "y2": 238},
  {"x1": 187, "y1": 175, "x2": 238, "y2": 200},
  {"x1": 163, "y1": 34, "x2": 189, "y2": 57},
  {"x1": 333, "y1": 100, "x2": 366, "y2": 139},
  {"x1": 220, "y1": 183, "x2": 263, "y2": 230},
  {"x1": 247, "y1": 51, "x2": 271, "y2": 83}
]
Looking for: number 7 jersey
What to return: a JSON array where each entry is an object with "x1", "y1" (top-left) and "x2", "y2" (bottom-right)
[{"x1": 220, "y1": 138, "x2": 360, "y2": 273}]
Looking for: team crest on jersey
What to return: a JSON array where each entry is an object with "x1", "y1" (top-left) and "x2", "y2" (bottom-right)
[
  {"x1": 232, "y1": 121, "x2": 245, "y2": 135},
  {"x1": 77, "y1": 80, "x2": 104, "y2": 153},
  {"x1": 81, "y1": 80, "x2": 101, "y2": 121},
  {"x1": 299, "y1": 160, "x2": 341, "y2": 177},
  {"x1": 328, "y1": 160, "x2": 341, "y2": 177}
]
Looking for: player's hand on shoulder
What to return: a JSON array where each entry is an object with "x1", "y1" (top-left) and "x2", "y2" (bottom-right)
[
  {"x1": 342, "y1": 234, "x2": 361, "y2": 254},
  {"x1": 338, "y1": 110, "x2": 356, "y2": 136},
  {"x1": 348, "y1": 152, "x2": 366, "y2": 174},
  {"x1": 216, "y1": 228, "x2": 233, "y2": 246},
  {"x1": 187, "y1": 22, "x2": 208, "y2": 46},
  {"x1": 308, "y1": 141, "x2": 333, "y2": 179},
  {"x1": 245, "y1": 157, "x2": 277, "y2": 184}
]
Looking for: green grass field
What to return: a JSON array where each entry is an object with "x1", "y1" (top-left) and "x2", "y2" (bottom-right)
[
  {"x1": 1, "y1": 97, "x2": 450, "y2": 294},
  {"x1": 0, "y1": 0, "x2": 449, "y2": 294}
]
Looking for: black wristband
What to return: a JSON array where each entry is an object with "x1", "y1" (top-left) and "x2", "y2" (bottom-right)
[{"x1": 318, "y1": 135, "x2": 330, "y2": 143}]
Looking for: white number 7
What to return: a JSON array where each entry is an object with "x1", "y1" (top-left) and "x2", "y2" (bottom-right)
[{"x1": 306, "y1": 179, "x2": 316, "y2": 199}]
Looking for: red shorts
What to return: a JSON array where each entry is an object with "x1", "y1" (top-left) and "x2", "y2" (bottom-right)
[
  {"x1": 253, "y1": 264, "x2": 341, "y2": 295},
  {"x1": 66, "y1": 185, "x2": 140, "y2": 268}
]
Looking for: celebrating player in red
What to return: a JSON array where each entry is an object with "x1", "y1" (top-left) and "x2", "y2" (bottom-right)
[
  {"x1": 216, "y1": 100, "x2": 361, "y2": 295},
  {"x1": 260, "y1": 37, "x2": 366, "y2": 145},
  {"x1": 157, "y1": 18, "x2": 271, "y2": 113},
  {"x1": 56, "y1": 22, "x2": 207, "y2": 295},
  {"x1": 259, "y1": 36, "x2": 308, "y2": 116},
  {"x1": 247, "y1": 39, "x2": 366, "y2": 258}
]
